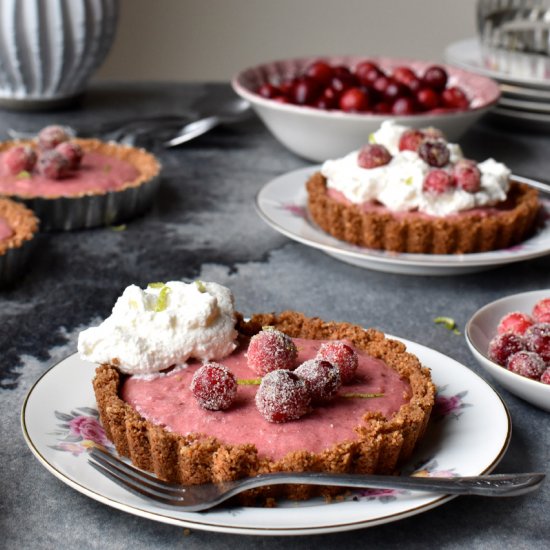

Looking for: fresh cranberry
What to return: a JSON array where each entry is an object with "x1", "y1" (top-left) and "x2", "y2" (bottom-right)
[
  {"x1": 398, "y1": 129, "x2": 426, "y2": 152},
  {"x1": 541, "y1": 368, "x2": 550, "y2": 385},
  {"x1": 416, "y1": 88, "x2": 440, "y2": 111},
  {"x1": 524, "y1": 323, "x2": 550, "y2": 363},
  {"x1": 292, "y1": 77, "x2": 322, "y2": 105},
  {"x1": 392, "y1": 66, "x2": 417, "y2": 86},
  {"x1": 190, "y1": 362, "x2": 238, "y2": 411},
  {"x1": 373, "y1": 76, "x2": 392, "y2": 95},
  {"x1": 532, "y1": 298, "x2": 550, "y2": 323},
  {"x1": 3, "y1": 145, "x2": 37, "y2": 174},
  {"x1": 316, "y1": 341, "x2": 358, "y2": 384},
  {"x1": 497, "y1": 312, "x2": 534, "y2": 336},
  {"x1": 453, "y1": 161, "x2": 481, "y2": 193},
  {"x1": 330, "y1": 71, "x2": 358, "y2": 93},
  {"x1": 56, "y1": 141, "x2": 83, "y2": 170},
  {"x1": 507, "y1": 351, "x2": 546, "y2": 380},
  {"x1": 422, "y1": 66, "x2": 448, "y2": 91},
  {"x1": 279, "y1": 79, "x2": 296, "y2": 98},
  {"x1": 422, "y1": 170, "x2": 455, "y2": 195},
  {"x1": 355, "y1": 61, "x2": 382, "y2": 84},
  {"x1": 442, "y1": 86, "x2": 469, "y2": 110},
  {"x1": 257, "y1": 83, "x2": 281, "y2": 99},
  {"x1": 357, "y1": 144, "x2": 392, "y2": 169},
  {"x1": 339, "y1": 87, "x2": 371, "y2": 112},
  {"x1": 407, "y1": 77, "x2": 422, "y2": 93},
  {"x1": 373, "y1": 101, "x2": 392, "y2": 114},
  {"x1": 255, "y1": 370, "x2": 311, "y2": 423},
  {"x1": 488, "y1": 332, "x2": 526, "y2": 365},
  {"x1": 36, "y1": 150, "x2": 70, "y2": 179},
  {"x1": 391, "y1": 97, "x2": 417, "y2": 115},
  {"x1": 247, "y1": 329, "x2": 298, "y2": 376},
  {"x1": 305, "y1": 60, "x2": 334, "y2": 86},
  {"x1": 418, "y1": 140, "x2": 450, "y2": 167},
  {"x1": 38, "y1": 125, "x2": 70, "y2": 150},
  {"x1": 295, "y1": 359, "x2": 341, "y2": 404},
  {"x1": 384, "y1": 81, "x2": 409, "y2": 103}
]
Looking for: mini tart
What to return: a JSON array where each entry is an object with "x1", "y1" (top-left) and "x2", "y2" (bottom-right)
[
  {"x1": 307, "y1": 171, "x2": 541, "y2": 254},
  {"x1": 93, "y1": 311, "x2": 435, "y2": 503},
  {"x1": 0, "y1": 198, "x2": 39, "y2": 286},
  {"x1": 0, "y1": 138, "x2": 161, "y2": 231}
]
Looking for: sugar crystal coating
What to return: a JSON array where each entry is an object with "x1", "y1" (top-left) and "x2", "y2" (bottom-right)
[
  {"x1": 418, "y1": 140, "x2": 450, "y2": 167},
  {"x1": 190, "y1": 362, "x2": 237, "y2": 411},
  {"x1": 524, "y1": 323, "x2": 550, "y2": 363},
  {"x1": 56, "y1": 141, "x2": 83, "y2": 170},
  {"x1": 507, "y1": 351, "x2": 546, "y2": 380},
  {"x1": 488, "y1": 332, "x2": 525, "y2": 365},
  {"x1": 246, "y1": 329, "x2": 298, "y2": 376},
  {"x1": 357, "y1": 144, "x2": 392, "y2": 169},
  {"x1": 316, "y1": 341, "x2": 358, "y2": 384},
  {"x1": 295, "y1": 358, "x2": 341, "y2": 403},
  {"x1": 532, "y1": 298, "x2": 550, "y2": 323},
  {"x1": 37, "y1": 150, "x2": 70, "y2": 179},
  {"x1": 3, "y1": 145, "x2": 37, "y2": 174},
  {"x1": 540, "y1": 368, "x2": 550, "y2": 385},
  {"x1": 497, "y1": 312, "x2": 534, "y2": 336},
  {"x1": 38, "y1": 125, "x2": 70, "y2": 150}
]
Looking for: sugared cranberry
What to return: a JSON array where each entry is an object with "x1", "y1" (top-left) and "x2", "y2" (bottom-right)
[
  {"x1": 56, "y1": 141, "x2": 83, "y2": 170},
  {"x1": 497, "y1": 312, "x2": 534, "y2": 336},
  {"x1": 38, "y1": 125, "x2": 70, "y2": 150},
  {"x1": 357, "y1": 144, "x2": 392, "y2": 169},
  {"x1": 355, "y1": 61, "x2": 382, "y2": 85},
  {"x1": 316, "y1": 341, "x2": 358, "y2": 384},
  {"x1": 453, "y1": 161, "x2": 481, "y2": 193},
  {"x1": 488, "y1": 332, "x2": 526, "y2": 365},
  {"x1": 305, "y1": 60, "x2": 334, "y2": 87},
  {"x1": 418, "y1": 140, "x2": 450, "y2": 167},
  {"x1": 257, "y1": 83, "x2": 281, "y2": 99},
  {"x1": 507, "y1": 351, "x2": 546, "y2": 380},
  {"x1": 422, "y1": 127, "x2": 445, "y2": 140},
  {"x1": 295, "y1": 359, "x2": 341, "y2": 404},
  {"x1": 292, "y1": 77, "x2": 321, "y2": 105},
  {"x1": 255, "y1": 370, "x2": 311, "y2": 423},
  {"x1": 3, "y1": 145, "x2": 37, "y2": 174},
  {"x1": 339, "y1": 87, "x2": 370, "y2": 112},
  {"x1": 416, "y1": 88, "x2": 440, "y2": 111},
  {"x1": 541, "y1": 368, "x2": 550, "y2": 385},
  {"x1": 247, "y1": 329, "x2": 298, "y2": 376},
  {"x1": 392, "y1": 66, "x2": 417, "y2": 86},
  {"x1": 391, "y1": 97, "x2": 416, "y2": 115},
  {"x1": 442, "y1": 86, "x2": 469, "y2": 110},
  {"x1": 422, "y1": 66, "x2": 448, "y2": 91},
  {"x1": 36, "y1": 150, "x2": 69, "y2": 179},
  {"x1": 398, "y1": 129, "x2": 425, "y2": 152},
  {"x1": 532, "y1": 298, "x2": 550, "y2": 323},
  {"x1": 190, "y1": 363, "x2": 238, "y2": 411},
  {"x1": 422, "y1": 170, "x2": 455, "y2": 195},
  {"x1": 524, "y1": 323, "x2": 550, "y2": 363}
]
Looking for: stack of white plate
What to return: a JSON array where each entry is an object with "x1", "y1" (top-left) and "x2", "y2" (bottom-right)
[{"x1": 445, "y1": 37, "x2": 550, "y2": 129}]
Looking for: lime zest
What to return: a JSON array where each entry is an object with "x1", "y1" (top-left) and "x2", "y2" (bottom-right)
[
  {"x1": 195, "y1": 280, "x2": 207, "y2": 293},
  {"x1": 16, "y1": 170, "x2": 31, "y2": 179},
  {"x1": 148, "y1": 282, "x2": 165, "y2": 289},
  {"x1": 110, "y1": 224, "x2": 126, "y2": 231},
  {"x1": 342, "y1": 392, "x2": 384, "y2": 399},
  {"x1": 237, "y1": 378, "x2": 262, "y2": 385},
  {"x1": 434, "y1": 316, "x2": 461, "y2": 335},
  {"x1": 261, "y1": 325, "x2": 275, "y2": 331},
  {"x1": 404, "y1": 176, "x2": 413, "y2": 186},
  {"x1": 368, "y1": 133, "x2": 376, "y2": 144},
  {"x1": 154, "y1": 285, "x2": 171, "y2": 312}
]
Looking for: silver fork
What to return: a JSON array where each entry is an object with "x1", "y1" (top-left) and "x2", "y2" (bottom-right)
[{"x1": 88, "y1": 447, "x2": 544, "y2": 511}]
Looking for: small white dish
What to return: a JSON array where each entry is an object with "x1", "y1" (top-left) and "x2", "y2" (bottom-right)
[
  {"x1": 466, "y1": 290, "x2": 550, "y2": 412},
  {"x1": 255, "y1": 166, "x2": 550, "y2": 276},
  {"x1": 232, "y1": 55, "x2": 500, "y2": 162}
]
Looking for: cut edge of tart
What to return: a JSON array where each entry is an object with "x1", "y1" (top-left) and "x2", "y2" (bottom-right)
[
  {"x1": 307, "y1": 171, "x2": 541, "y2": 255},
  {"x1": 92, "y1": 311, "x2": 435, "y2": 503}
]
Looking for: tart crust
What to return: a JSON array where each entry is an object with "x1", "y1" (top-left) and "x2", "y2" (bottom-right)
[
  {"x1": 93, "y1": 311, "x2": 435, "y2": 502},
  {"x1": 0, "y1": 197, "x2": 38, "y2": 255},
  {"x1": 307, "y1": 171, "x2": 541, "y2": 254}
]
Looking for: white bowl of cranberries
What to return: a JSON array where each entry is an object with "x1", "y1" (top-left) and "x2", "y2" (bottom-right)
[
  {"x1": 232, "y1": 56, "x2": 500, "y2": 162},
  {"x1": 466, "y1": 290, "x2": 550, "y2": 412}
]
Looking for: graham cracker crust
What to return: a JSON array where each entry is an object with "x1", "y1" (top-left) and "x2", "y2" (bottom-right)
[{"x1": 0, "y1": 198, "x2": 38, "y2": 255}]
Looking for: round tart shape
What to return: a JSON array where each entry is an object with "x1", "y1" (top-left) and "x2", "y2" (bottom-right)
[
  {"x1": 0, "y1": 138, "x2": 161, "y2": 231},
  {"x1": 0, "y1": 198, "x2": 39, "y2": 286},
  {"x1": 93, "y1": 311, "x2": 435, "y2": 503},
  {"x1": 307, "y1": 171, "x2": 541, "y2": 254}
]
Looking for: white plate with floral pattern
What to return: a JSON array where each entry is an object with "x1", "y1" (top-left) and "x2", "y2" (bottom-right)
[
  {"x1": 21, "y1": 337, "x2": 510, "y2": 536},
  {"x1": 255, "y1": 166, "x2": 550, "y2": 276}
]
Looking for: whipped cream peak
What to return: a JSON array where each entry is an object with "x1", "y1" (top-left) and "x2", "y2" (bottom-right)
[
  {"x1": 78, "y1": 281, "x2": 238, "y2": 375},
  {"x1": 321, "y1": 120, "x2": 511, "y2": 217}
]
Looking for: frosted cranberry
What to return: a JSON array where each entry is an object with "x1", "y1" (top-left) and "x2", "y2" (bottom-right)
[
  {"x1": 190, "y1": 363, "x2": 238, "y2": 411},
  {"x1": 442, "y1": 86, "x2": 469, "y2": 110},
  {"x1": 373, "y1": 101, "x2": 391, "y2": 114},
  {"x1": 391, "y1": 97, "x2": 416, "y2": 115},
  {"x1": 257, "y1": 83, "x2": 281, "y2": 99},
  {"x1": 422, "y1": 127, "x2": 445, "y2": 140},
  {"x1": 392, "y1": 66, "x2": 417, "y2": 86},
  {"x1": 524, "y1": 323, "x2": 550, "y2": 363},
  {"x1": 255, "y1": 370, "x2": 311, "y2": 423},
  {"x1": 56, "y1": 141, "x2": 83, "y2": 170},
  {"x1": 422, "y1": 66, "x2": 448, "y2": 91},
  {"x1": 422, "y1": 170, "x2": 455, "y2": 195},
  {"x1": 295, "y1": 359, "x2": 341, "y2": 404},
  {"x1": 316, "y1": 341, "x2": 358, "y2": 384},
  {"x1": 357, "y1": 144, "x2": 392, "y2": 169},
  {"x1": 292, "y1": 77, "x2": 322, "y2": 105},
  {"x1": 247, "y1": 329, "x2": 298, "y2": 376},
  {"x1": 532, "y1": 298, "x2": 550, "y2": 323},
  {"x1": 3, "y1": 146, "x2": 37, "y2": 174},
  {"x1": 399, "y1": 129, "x2": 426, "y2": 152},
  {"x1": 418, "y1": 140, "x2": 450, "y2": 167},
  {"x1": 541, "y1": 368, "x2": 550, "y2": 385},
  {"x1": 453, "y1": 162, "x2": 481, "y2": 193},
  {"x1": 416, "y1": 88, "x2": 440, "y2": 111},
  {"x1": 488, "y1": 332, "x2": 525, "y2": 365},
  {"x1": 339, "y1": 87, "x2": 370, "y2": 112},
  {"x1": 497, "y1": 312, "x2": 534, "y2": 336},
  {"x1": 36, "y1": 150, "x2": 69, "y2": 179},
  {"x1": 507, "y1": 351, "x2": 546, "y2": 380},
  {"x1": 38, "y1": 125, "x2": 70, "y2": 150},
  {"x1": 305, "y1": 61, "x2": 334, "y2": 87}
]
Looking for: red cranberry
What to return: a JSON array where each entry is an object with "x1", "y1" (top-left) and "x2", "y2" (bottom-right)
[
  {"x1": 36, "y1": 150, "x2": 70, "y2": 179},
  {"x1": 373, "y1": 101, "x2": 392, "y2": 114},
  {"x1": 247, "y1": 329, "x2": 298, "y2": 376},
  {"x1": 524, "y1": 323, "x2": 550, "y2": 363},
  {"x1": 355, "y1": 61, "x2": 382, "y2": 85},
  {"x1": 507, "y1": 351, "x2": 546, "y2": 380},
  {"x1": 190, "y1": 363, "x2": 238, "y2": 411},
  {"x1": 330, "y1": 71, "x2": 358, "y2": 93},
  {"x1": 416, "y1": 88, "x2": 440, "y2": 111},
  {"x1": 295, "y1": 359, "x2": 341, "y2": 404},
  {"x1": 497, "y1": 312, "x2": 534, "y2": 336},
  {"x1": 422, "y1": 170, "x2": 455, "y2": 195},
  {"x1": 422, "y1": 65, "x2": 448, "y2": 91},
  {"x1": 418, "y1": 140, "x2": 450, "y2": 167},
  {"x1": 255, "y1": 370, "x2": 311, "y2": 423},
  {"x1": 373, "y1": 76, "x2": 392, "y2": 95},
  {"x1": 453, "y1": 161, "x2": 481, "y2": 193},
  {"x1": 422, "y1": 127, "x2": 445, "y2": 140},
  {"x1": 398, "y1": 129, "x2": 426, "y2": 152},
  {"x1": 257, "y1": 83, "x2": 281, "y2": 99},
  {"x1": 407, "y1": 77, "x2": 422, "y2": 93},
  {"x1": 339, "y1": 87, "x2": 370, "y2": 112},
  {"x1": 384, "y1": 81, "x2": 410, "y2": 103},
  {"x1": 532, "y1": 298, "x2": 550, "y2": 323},
  {"x1": 392, "y1": 66, "x2": 417, "y2": 86},
  {"x1": 541, "y1": 368, "x2": 550, "y2": 385},
  {"x1": 488, "y1": 332, "x2": 526, "y2": 365},
  {"x1": 56, "y1": 141, "x2": 83, "y2": 170},
  {"x1": 3, "y1": 145, "x2": 37, "y2": 174},
  {"x1": 305, "y1": 60, "x2": 334, "y2": 86},
  {"x1": 316, "y1": 341, "x2": 358, "y2": 385},
  {"x1": 442, "y1": 86, "x2": 469, "y2": 110},
  {"x1": 357, "y1": 144, "x2": 392, "y2": 169},
  {"x1": 292, "y1": 77, "x2": 322, "y2": 105},
  {"x1": 38, "y1": 125, "x2": 70, "y2": 150},
  {"x1": 391, "y1": 97, "x2": 417, "y2": 115}
]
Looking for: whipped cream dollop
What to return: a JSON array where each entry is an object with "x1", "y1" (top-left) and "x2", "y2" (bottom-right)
[
  {"x1": 321, "y1": 121, "x2": 511, "y2": 217},
  {"x1": 78, "y1": 281, "x2": 238, "y2": 375}
]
